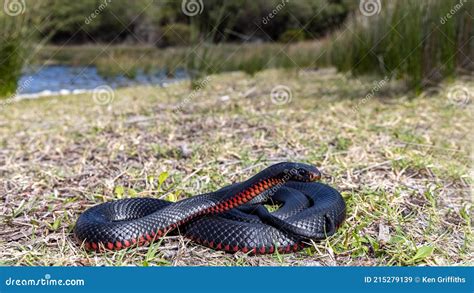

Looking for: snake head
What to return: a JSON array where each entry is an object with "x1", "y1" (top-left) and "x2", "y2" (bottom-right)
[{"x1": 282, "y1": 163, "x2": 321, "y2": 182}]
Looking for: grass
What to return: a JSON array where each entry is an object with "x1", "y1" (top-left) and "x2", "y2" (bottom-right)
[
  {"x1": 34, "y1": 41, "x2": 329, "y2": 78},
  {"x1": 2, "y1": 0, "x2": 472, "y2": 97},
  {"x1": 0, "y1": 68, "x2": 472, "y2": 266},
  {"x1": 0, "y1": 37, "x2": 22, "y2": 96},
  {"x1": 29, "y1": 0, "x2": 473, "y2": 92},
  {"x1": 0, "y1": 0, "x2": 51, "y2": 97},
  {"x1": 329, "y1": 0, "x2": 473, "y2": 90}
]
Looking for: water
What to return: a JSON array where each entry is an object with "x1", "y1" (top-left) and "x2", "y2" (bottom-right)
[{"x1": 16, "y1": 65, "x2": 188, "y2": 98}]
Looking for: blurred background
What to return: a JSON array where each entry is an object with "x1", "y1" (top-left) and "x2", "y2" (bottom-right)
[
  {"x1": 1, "y1": 0, "x2": 472, "y2": 97},
  {"x1": 0, "y1": 0, "x2": 473, "y2": 266}
]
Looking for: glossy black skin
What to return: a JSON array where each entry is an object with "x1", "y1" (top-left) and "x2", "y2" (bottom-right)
[{"x1": 74, "y1": 162, "x2": 345, "y2": 253}]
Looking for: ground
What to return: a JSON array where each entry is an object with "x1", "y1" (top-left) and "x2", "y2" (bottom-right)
[{"x1": 0, "y1": 68, "x2": 472, "y2": 266}]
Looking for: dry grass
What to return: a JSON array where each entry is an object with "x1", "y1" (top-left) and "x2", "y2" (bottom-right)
[{"x1": 0, "y1": 68, "x2": 472, "y2": 266}]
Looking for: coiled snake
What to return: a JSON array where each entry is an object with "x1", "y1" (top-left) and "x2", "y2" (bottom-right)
[{"x1": 74, "y1": 162, "x2": 346, "y2": 254}]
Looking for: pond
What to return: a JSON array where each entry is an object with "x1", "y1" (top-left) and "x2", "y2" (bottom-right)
[{"x1": 16, "y1": 65, "x2": 188, "y2": 99}]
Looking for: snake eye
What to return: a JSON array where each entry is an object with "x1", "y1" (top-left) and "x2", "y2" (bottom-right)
[
  {"x1": 296, "y1": 167, "x2": 320, "y2": 182},
  {"x1": 284, "y1": 164, "x2": 321, "y2": 182},
  {"x1": 296, "y1": 168, "x2": 310, "y2": 180}
]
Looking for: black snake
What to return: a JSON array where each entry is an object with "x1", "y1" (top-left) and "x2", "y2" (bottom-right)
[{"x1": 74, "y1": 162, "x2": 346, "y2": 254}]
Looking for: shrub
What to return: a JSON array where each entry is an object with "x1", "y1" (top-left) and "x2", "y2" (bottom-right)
[
  {"x1": 0, "y1": 37, "x2": 22, "y2": 97},
  {"x1": 161, "y1": 23, "x2": 193, "y2": 47},
  {"x1": 329, "y1": 0, "x2": 473, "y2": 90},
  {"x1": 279, "y1": 29, "x2": 307, "y2": 43}
]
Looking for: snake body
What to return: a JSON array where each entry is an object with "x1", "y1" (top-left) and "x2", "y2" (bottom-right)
[{"x1": 74, "y1": 162, "x2": 346, "y2": 254}]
